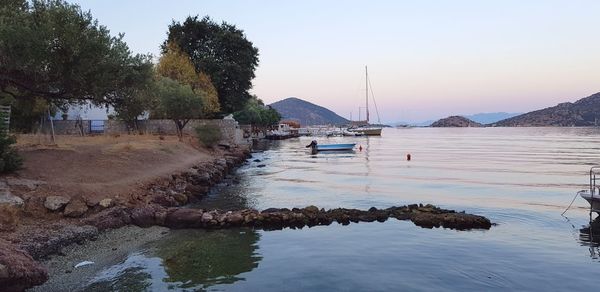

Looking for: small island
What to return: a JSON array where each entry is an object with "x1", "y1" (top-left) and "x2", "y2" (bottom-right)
[{"x1": 430, "y1": 116, "x2": 483, "y2": 127}]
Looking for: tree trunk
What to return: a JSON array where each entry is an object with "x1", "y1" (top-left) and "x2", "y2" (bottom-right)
[
  {"x1": 174, "y1": 120, "x2": 183, "y2": 141},
  {"x1": 174, "y1": 119, "x2": 190, "y2": 141}
]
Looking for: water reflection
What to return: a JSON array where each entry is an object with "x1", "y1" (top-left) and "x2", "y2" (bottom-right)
[
  {"x1": 579, "y1": 216, "x2": 600, "y2": 259},
  {"x1": 154, "y1": 229, "x2": 262, "y2": 288},
  {"x1": 85, "y1": 228, "x2": 262, "y2": 291}
]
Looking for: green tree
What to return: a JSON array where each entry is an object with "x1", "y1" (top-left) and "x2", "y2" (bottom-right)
[
  {"x1": 233, "y1": 97, "x2": 281, "y2": 128},
  {"x1": 156, "y1": 42, "x2": 220, "y2": 116},
  {"x1": 0, "y1": 0, "x2": 153, "y2": 107},
  {"x1": 113, "y1": 86, "x2": 154, "y2": 133},
  {"x1": 165, "y1": 16, "x2": 259, "y2": 113},
  {"x1": 154, "y1": 77, "x2": 204, "y2": 140}
]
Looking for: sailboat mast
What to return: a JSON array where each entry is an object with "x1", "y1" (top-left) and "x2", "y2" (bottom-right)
[{"x1": 365, "y1": 65, "x2": 369, "y2": 124}]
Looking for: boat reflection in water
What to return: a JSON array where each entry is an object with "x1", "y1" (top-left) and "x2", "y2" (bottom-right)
[
  {"x1": 85, "y1": 228, "x2": 262, "y2": 291},
  {"x1": 579, "y1": 217, "x2": 600, "y2": 260}
]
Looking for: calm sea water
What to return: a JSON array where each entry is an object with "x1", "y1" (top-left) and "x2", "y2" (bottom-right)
[{"x1": 85, "y1": 128, "x2": 600, "y2": 291}]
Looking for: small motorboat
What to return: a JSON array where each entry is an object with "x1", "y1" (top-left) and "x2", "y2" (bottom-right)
[{"x1": 305, "y1": 140, "x2": 356, "y2": 152}]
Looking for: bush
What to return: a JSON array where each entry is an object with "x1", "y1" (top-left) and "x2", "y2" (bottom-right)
[
  {"x1": 195, "y1": 124, "x2": 221, "y2": 148},
  {"x1": 0, "y1": 113, "x2": 22, "y2": 173}
]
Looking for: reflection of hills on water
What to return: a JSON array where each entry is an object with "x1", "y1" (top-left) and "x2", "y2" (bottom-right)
[{"x1": 154, "y1": 228, "x2": 262, "y2": 289}]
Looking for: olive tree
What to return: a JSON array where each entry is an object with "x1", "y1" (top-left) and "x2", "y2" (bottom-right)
[
  {"x1": 0, "y1": 0, "x2": 153, "y2": 107},
  {"x1": 154, "y1": 77, "x2": 204, "y2": 140}
]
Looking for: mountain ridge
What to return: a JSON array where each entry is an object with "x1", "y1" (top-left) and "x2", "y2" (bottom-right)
[
  {"x1": 493, "y1": 92, "x2": 600, "y2": 126},
  {"x1": 269, "y1": 97, "x2": 349, "y2": 126}
]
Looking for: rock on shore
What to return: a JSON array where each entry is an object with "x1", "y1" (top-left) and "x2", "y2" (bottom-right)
[{"x1": 0, "y1": 240, "x2": 48, "y2": 292}]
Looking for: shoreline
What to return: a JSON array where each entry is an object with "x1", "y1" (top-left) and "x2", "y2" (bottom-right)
[
  {"x1": 0, "y1": 136, "x2": 495, "y2": 291},
  {"x1": 0, "y1": 138, "x2": 252, "y2": 291},
  {"x1": 30, "y1": 225, "x2": 170, "y2": 292}
]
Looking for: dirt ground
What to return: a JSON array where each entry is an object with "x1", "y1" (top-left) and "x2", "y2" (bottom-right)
[
  {"x1": 13, "y1": 134, "x2": 215, "y2": 204},
  {"x1": 0, "y1": 133, "x2": 231, "y2": 241}
]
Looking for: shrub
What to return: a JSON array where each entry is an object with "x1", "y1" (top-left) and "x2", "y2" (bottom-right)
[
  {"x1": 195, "y1": 124, "x2": 221, "y2": 148},
  {"x1": 0, "y1": 113, "x2": 22, "y2": 173}
]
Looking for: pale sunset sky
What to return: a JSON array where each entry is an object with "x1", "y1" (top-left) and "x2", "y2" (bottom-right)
[{"x1": 71, "y1": 0, "x2": 600, "y2": 123}]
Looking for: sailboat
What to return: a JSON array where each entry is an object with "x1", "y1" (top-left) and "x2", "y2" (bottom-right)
[{"x1": 348, "y1": 66, "x2": 383, "y2": 136}]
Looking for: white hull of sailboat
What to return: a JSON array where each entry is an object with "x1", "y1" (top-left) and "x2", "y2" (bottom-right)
[{"x1": 348, "y1": 127, "x2": 382, "y2": 136}]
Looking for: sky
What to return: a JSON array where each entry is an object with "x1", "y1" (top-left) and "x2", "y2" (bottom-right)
[{"x1": 70, "y1": 0, "x2": 600, "y2": 123}]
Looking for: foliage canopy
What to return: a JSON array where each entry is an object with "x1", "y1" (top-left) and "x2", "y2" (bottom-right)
[
  {"x1": 165, "y1": 16, "x2": 259, "y2": 114},
  {"x1": 0, "y1": 0, "x2": 153, "y2": 107},
  {"x1": 156, "y1": 42, "x2": 220, "y2": 116},
  {"x1": 234, "y1": 97, "x2": 281, "y2": 127},
  {"x1": 153, "y1": 77, "x2": 204, "y2": 140}
]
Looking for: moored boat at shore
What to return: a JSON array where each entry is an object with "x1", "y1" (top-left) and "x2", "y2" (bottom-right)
[
  {"x1": 347, "y1": 126, "x2": 382, "y2": 136},
  {"x1": 579, "y1": 166, "x2": 600, "y2": 214},
  {"x1": 305, "y1": 140, "x2": 356, "y2": 152}
]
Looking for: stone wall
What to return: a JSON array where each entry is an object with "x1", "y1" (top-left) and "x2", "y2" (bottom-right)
[{"x1": 44, "y1": 119, "x2": 250, "y2": 145}]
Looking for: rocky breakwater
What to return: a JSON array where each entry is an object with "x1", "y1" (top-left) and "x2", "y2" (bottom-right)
[{"x1": 84, "y1": 203, "x2": 492, "y2": 232}]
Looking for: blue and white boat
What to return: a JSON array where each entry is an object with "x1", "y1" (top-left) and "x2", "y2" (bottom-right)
[{"x1": 305, "y1": 141, "x2": 356, "y2": 152}]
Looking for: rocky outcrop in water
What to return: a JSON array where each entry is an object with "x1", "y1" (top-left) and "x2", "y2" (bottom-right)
[
  {"x1": 82, "y1": 203, "x2": 492, "y2": 232},
  {"x1": 431, "y1": 116, "x2": 483, "y2": 127}
]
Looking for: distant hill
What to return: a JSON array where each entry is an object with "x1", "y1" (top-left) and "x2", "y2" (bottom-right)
[
  {"x1": 431, "y1": 116, "x2": 483, "y2": 127},
  {"x1": 464, "y1": 112, "x2": 521, "y2": 124},
  {"x1": 391, "y1": 113, "x2": 519, "y2": 127},
  {"x1": 493, "y1": 92, "x2": 600, "y2": 126},
  {"x1": 269, "y1": 97, "x2": 349, "y2": 126},
  {"x1": 391, "y1": 120, "x2": 434, "y2": 127}
]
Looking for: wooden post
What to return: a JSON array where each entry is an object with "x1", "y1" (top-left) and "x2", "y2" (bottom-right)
[{"x1": 47, "y1": 108, "x2": 56, "y2": 144}]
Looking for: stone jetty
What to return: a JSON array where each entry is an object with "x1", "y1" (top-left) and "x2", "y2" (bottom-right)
[{"x1": 83, "y1": 203, "x2": 492, "y2": 232}]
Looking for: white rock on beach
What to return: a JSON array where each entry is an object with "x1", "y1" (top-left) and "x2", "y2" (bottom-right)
[
  {"x1": 98, "y1": 198, "x2": 112, "y2": 208},
  {"x1": 44, "y1": 196, "x2": 70, "y2": 211},
  {"x1": 0, "y1": 181, "x2": 23, "y2": 206}
]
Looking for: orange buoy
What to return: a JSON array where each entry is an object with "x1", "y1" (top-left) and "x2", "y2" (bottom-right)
[{"x1": 407, "y1": 153, "x2": 411, "y2": 161}]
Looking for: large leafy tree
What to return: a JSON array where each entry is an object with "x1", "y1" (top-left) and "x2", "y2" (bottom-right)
[
  {"x1": 234, "y1": 97, "x2": 281, "y2": 128},
  {"x1": 165, "y1": 16, "x2": 259, "y2": 114},
  {"x1": 153, "y1": 77, "x2": 204, "y2": 140},
  {"x1": 156, "y1": 42, "x2": 220, "y2": 116},
  {"x1": 0, "y1": 0, "x2": 153, "y2": 107}
]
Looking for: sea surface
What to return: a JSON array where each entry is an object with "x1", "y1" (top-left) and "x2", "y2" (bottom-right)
[{"x1": 84, "y1": 128, "x2": 600, "y2": 291}]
